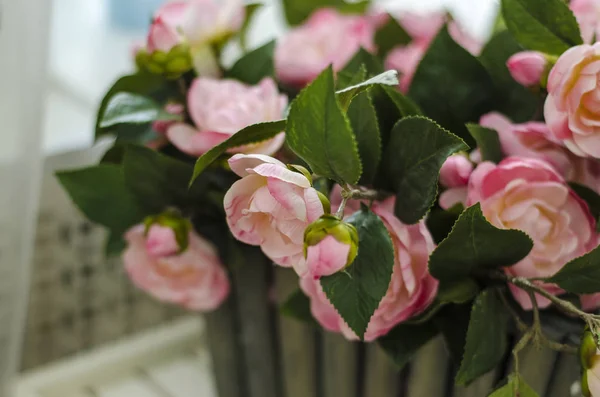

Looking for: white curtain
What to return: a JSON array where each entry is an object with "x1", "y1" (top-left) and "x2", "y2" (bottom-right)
[{"x1": 0, "y1": 0, "x2": 51, "y2": 394}]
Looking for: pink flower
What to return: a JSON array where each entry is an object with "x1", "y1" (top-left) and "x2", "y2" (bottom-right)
[
  {"x1": 300, "y1": 198, "x2": 437, "y2": 342},
  {"x1": 145, "y1": 225, "x2": 180, "y2": 257},
  {"x1": 385, "y1": 17, "x2": 481, "y2": 92},
  {"x1": 438, "y1": 154, "x2": 473, "y2": 210},
  {"x1": 570, "y1": 0, "x2": 600, "y2": 43},
  {"x1": 582, "y1": 293, "x2": 600, "y2": 311},
  {"x1": 145, "y1": 2, "x2": 187, "y2": 53},
  {"x1": 181, "y1": 0, "x2": 245, "y2": 46},
  {"x1": 167, "y1": 78, "x2": 287, "y2": 156},
  {"x1": 123, "y1": 225, "x2": 230, "y2": 311},
  {"x1": 467, "y1": 157, "x2": 596, "y2": 309},
  {"x1": 507, "y1": 51, "x2": 547, "y2": 87},
  {"x1": 544, "y1": 43, "x2": 600, "y2": 158},
  {"x1": 480, "y1": 112, "x2": 600, "y2": 191},
  {"x1": 274, "y1": 8, "x2": 376, "y2": 87},
  {"x1": 223, "y1": 154, "x2": 325, "y2": 276}
]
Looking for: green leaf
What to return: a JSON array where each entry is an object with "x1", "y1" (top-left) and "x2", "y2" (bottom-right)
[
  {"x1": 381, "y1": 86, "x2": 423, "y2": 117},
  {"x1": 429, "y1": 203, "x2": 533, "y2": 281},
  {"x1": 479, "y1": 30, "x2": 538, "y2": 123},
  {"x1": 546, "y1": 244, "x2": 600, "y2": 294},
  {"x1": 456, "y1": 289, "x2": 508, "y2": 386},
  {"x1": 190, "y1": 120, "x2": 286, "y2": 185},
  {"x1": 569, "y1": 182, "x2": 600, "y2": 232},
  {"x1": 382, "y1": 116, "x2": 468, "y2": 224},
  {"x1": 226, "y1": 40, "x2": 275, "y2": 85},
  {"x1": 281, "y1": 0, "x2": 370, "y2": 25},
  {"x1": 321, "y1": 206, "x2": 395, "y2": 339},
  {"x1": 105, "y1": 232, "x2": 126, "y2": 257},
  {"x1": 501, "y1": 0, "x2": 582, "y2": 55},
  {"x1": 239, "y1": 3, "x2": 263, "y2": 50},
  {"x1": 409, "y1": 27, "x2": 494, "y2": 145},
  {"x1": 57, "y1": 165, "x2": 147, "y2": 233},
  {"x1": 336, "y1": 70, "x2": 399, "y2": 111},
  {"x1": 426, "y1": 204, "x2": 465, "y2": 244},
  {"x1": 375, "y1": 15, "x2": 411, "y2": 57},
  {"x1": 433, "y1": 303, "x2": 473, "y2": 365},
  {"x1": 280, "y1": 289, "x2": 315, "y2": 324},
  {"x1": 348, "y1": 92, "x2": 381, "y2": 185},
  {"x1": 378, "y1": 322, "x2": 438, "y2": 368},
  {"x1": 99, "y1": 93, "x2": 182, "y2": 129},
  {"x1": 95, "y1": 73, "x2": 168, "y2": 139},
  {"x1": 437, "y1": 279, "x2": 480, "y2": 305},
  {"x1": 286, "y1": 66, "x2": 362, "y2": 184},
  {"x1": 489, "y1": 375, "x2": 539, "y2": 397},
  {"x1": 467, "y1": 124, "x2": 503, "y2": 163},
  {"x1": 342, "y1": 48, "x2": 384, "y2": 76},
  {"x1": 123, "y1": 145, "x2": 206, "y2": 213}
]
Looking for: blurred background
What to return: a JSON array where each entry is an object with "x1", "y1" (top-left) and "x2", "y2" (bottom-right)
[{"x1": 1, "y1": 0, "x2": 498, "y2": 396}]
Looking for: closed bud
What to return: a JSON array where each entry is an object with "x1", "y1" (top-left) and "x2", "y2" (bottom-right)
[
  {"x1": 303, "y1": 215, "x2": 359, "y2": 279},
  {"x1": 135, "y1": 43, "x2": 193, "y2": 79},
  {"x1": 506, "y1": 51, "x2": 548, "y2": 87},
  {"x1": 581, "y1": 328, "x2": 600, "y2": 397},
  {"x1": 143, "y1": 210, "x2": 192, "y2": 257}
]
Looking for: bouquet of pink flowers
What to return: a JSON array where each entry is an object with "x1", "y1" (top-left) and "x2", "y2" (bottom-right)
[{"x1": 58, "y1": 0, "x2": 600, "y2": 395}]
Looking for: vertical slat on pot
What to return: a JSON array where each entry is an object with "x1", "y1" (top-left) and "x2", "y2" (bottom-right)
[
  {"x1": 322, "y1": 332, "x2": 359, "y2": 397},
  {"x1": 205, "y1": 297, "x2": 245, "y2": 397},
  {"x1": 453, "y1": 368, "x2": 499, "y2": 397},
  {"x1": 508, "y1": 343, "x2": 558, "y2": 395},
  {"x1": 363, "y1": 343, "x2": 398, "y2": 397},
  {"x1": 405, "y1": 337, "x2": 448, "y2": 397},
  {"x1": 275, "y1": 268, "x2": 317, "y2": 397},
  {"x1": 547, "y1": 353, "x2": 581, "y2": 397},
  {"x1": 230, "y1": 244, "x2": 279, "y2": 397}
]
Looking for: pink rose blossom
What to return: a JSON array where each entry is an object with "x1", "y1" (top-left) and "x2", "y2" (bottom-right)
[
  {"x1": 223, "y1": 154, "x2": 325, "y2": 276},
  {"x1": 570, "y1": 0, "x2": 600, "y2": 43},
  {"x1": 398, "y1": 12, "x2": 446, "y2": 45},
  {"x1": 167, "y1": 78, "x2": 287, "y2": 156},
  {"x1": 467, "y1": 157, "x2": 596, "y2": 310},
  {"x1": 438, "y1": 154, "x2": 473, "y2": 210},
  {"x1": 124, "y1": 225, "x2": 230, "y2": 311},
  {"x1": 145, "y1": 2, "x2": 187, "y2": 53},
  {"x1": 274, "y1": 8, "x2": 376, "y2": 87},
  {"x1": 300, "y1": 197, "x2": 437, "y2": 342},
  {"x1": 181, "y1": 0, "x2": 245, "y2": 46},
  {"x1": 506, "y1": 51, "x2": 547, "y2": 87},
  {"x1": 582, "y1": 293, "x2": 600, "y2": 312},
  {"x1": 481, "y1": 112, "x2": 600, "y2": 191},
  {"x1": 306, "y1": 235, "x2": 351, "y2": 278},
  {"x1": 544, "y1": 43, "x2": 600, "y2": 158}
]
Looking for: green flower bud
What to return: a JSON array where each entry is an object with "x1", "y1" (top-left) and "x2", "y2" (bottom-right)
[
  {"x1": 136, "y1": 43, "x2": 193, "y2": 80},
  {"x1": 581, "y1": 328, "x2": 598, "y2": 370}
]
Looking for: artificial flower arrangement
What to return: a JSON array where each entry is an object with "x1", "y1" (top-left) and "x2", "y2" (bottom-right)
[{"x1": 57, "y1": 0, "x2": 600, "y2": 395}]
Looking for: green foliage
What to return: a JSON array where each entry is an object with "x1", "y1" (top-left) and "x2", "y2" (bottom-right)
[
  {"x1": 226, "y1": 40, "x2": 276, "y2": 84},
  {"x1": 342, "y1": 48, "x2": 384, "y2": 76},
  {"x1": 375, "y1": 16, "x2": 411, "y2": 57},
  {"x1": 456, "y1": 290, "x2": 508, "y2": 386},
  {"x1": 546, "y1": 244, "x2": 600, "y2": 294},
  {"x1": 489, "y1": 375, "x2": 539, "y2": 396},
  {"x1": 569, "y1": 182, "x2": 600, "y2": 232},
  {"x1": 281, "y1": 0, "x2": 370, "y2": 26},
  {"x1": 382, "y1": 116, "x2": 468, "y2": 224},
  {"x1": 501, "y1": 0, "x2": 582, "y2": 55},
  {"x1": 378, "y1": 322, "x2": 439, "y2": 368},
  {"x1": 190, "y1": 120, "x2": 286, "y2": 185},
  {"x1": 433, "y1": 303, "x2": 473, "y2": 366},
  {"x1": 479, "y1": 30, "x2": 538, "y2": 123},
  {"x1": 286, "y1": 67, "x2": 362, "y2": 184},
  {"x1": 426, "y1": 204, "x2": 464, "y2": 244},
  {"x1": 99, "y1": 93, "x2": 182, "y2": 129},
  {"x1": 429, "y1": 204, "x2": 533, "y2": 281},
  {"x1": 467, "y1": 124, "x2": 503, "y2": 163},
  {"x1": 336, "y1": 70, "x2": 399, "y2": 111},
  {"x1": 409, "y1": 27, "x2": 494, "y2": 145},
  {"x1": 348, "y1": 92, "x2": 381, "y2": 185},
  {"x1": 381, "y1": 86, "x2": 422, "y2": 117},
  {"x1": 321, "y1": 206, "x2": 395, "y2": 339}
]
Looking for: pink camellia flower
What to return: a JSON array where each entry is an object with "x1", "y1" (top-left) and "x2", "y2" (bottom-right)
[
  {"x1": 123, "y1": 225, "x2": 230, "y2": 311},
  {"x1": 385, "y1": 17, "x2": 481, "y2": 92},
  {"x1": 467, "y1": 157, "x2": 596, "y2": 310},
  {"x1": 544, "y1": 43, "x2": 600, "y2": 159},
  {"x1": 167, "y1": 77, "x2": 287, "y2": 156},
  {"x1": 507, "y1": 51, "x2": 547, "y2": 87},
  {"x1": 145, "y1": 2, "x2": 187, "y2": 53},
  {"x1": 480, "y1": 112, "x2": 600, "y2": 191},
  {"x1": 438, "y1": 154, "x2": 473, "y2": 210},
  {"x1": 223, "y1": 154, "x2": 325, "y2": 276},
  {"x1": 570, "y1": 0, "x2": 600, "y2": 44},
  {"x1": 181, "y1": 0, "x2": 245, "y2": 46},
  {"x1": 300, "y1": 197, "x2": 438, "y2": 342},
  {"x1": 274, "y1": 8, "x2": 376, "y2": 87}
]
